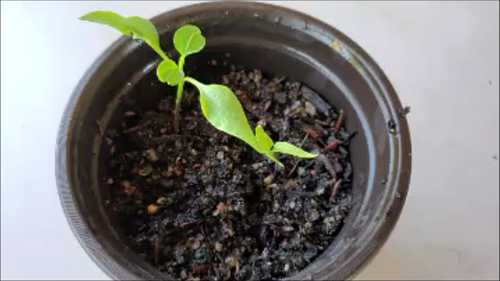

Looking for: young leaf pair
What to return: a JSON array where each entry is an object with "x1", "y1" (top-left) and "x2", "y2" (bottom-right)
[{"x1": 80, "y1": 11, "x2": 317, "y2": 167}]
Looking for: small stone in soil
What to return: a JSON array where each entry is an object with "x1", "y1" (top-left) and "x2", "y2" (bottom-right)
[
  {"x1": 213, "y1": 202, "x2": 228, "y2": 216},
  {"x1": 121, "y1": 181, "x2": 136, "y2": 195},
  {"x1": 138, "y1": 165, "x2": 153, "y2": 176},
  {"x1": 307, "y1": 208, "x2": 320, "y2": 222},
  {"x1": 145, "y1": 148, "x2": 159, "y2": 162},
  {"x1": 216, "y1": 151, "x2": 224, "y2": 160},
  {"x1": 147, "y1": 204, "x2": 159, "y2": 215},
  {"x1": 297, "y1": 167, "x2": 306, "y2": 177},
  {"x1": 214, "y1": 242, "x2": 223, "y2": 252},
  {"x1": 190, "y1": 239, "x2": 201, "y2": 250},
  {"x1": 274, "y1": 91, "x2": 287, "y2": 104},
  {"x1": 263, "y1": 174, "x2": 274, "y2": 185},
  {"x1": 301, "y1": 85, "x2": 332, "y2": 116},
  {"x1": 123, "y1": 185, "x2": 136, "y2": 196},
  {"x1": 156, "y1": 197, "x2": 170, "y2": 205},
  {"x1": 160, "y1": 179, "x2": 174, "y2": 188},
  {"x1": 304, "y1": 101, "x2": 317, "y2": 116}
]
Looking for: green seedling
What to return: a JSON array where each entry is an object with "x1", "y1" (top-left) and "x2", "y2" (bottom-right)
[{"x1": 80, "y1": 11, "x2": 317, "y2": 166}]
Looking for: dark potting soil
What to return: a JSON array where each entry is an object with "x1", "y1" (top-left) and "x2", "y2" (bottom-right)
[{"x1": 103, "y1": 66, "x2": 353, "y2": 281}]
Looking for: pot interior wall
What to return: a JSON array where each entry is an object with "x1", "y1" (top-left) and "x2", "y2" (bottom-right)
[{"x1": 65, "y1": 3, "x2": 409, "y2": 280}]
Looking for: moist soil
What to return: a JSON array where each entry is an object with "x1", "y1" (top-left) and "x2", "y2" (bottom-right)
[{"x1": 103, "y1": 65, "x2": 354, "y2": 281}]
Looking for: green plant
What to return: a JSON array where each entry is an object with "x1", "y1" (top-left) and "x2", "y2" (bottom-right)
[{"x1": 80, "y1": 11, "x2": 317, "y2": 166}]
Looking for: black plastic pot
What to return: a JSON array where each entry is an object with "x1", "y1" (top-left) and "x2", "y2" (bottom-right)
[{"x1": 56, "y1": 2, "x2": 411, "y2": 280}]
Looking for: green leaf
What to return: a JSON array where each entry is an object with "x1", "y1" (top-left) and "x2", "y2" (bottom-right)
[
  {"x1": 272, "y1": 142, "x2": 318, "y2": 158},
  {"x1": 80, "y1": 11, "x2": 167, "y2": 59},
  {"x1": 173, "y1": 24, "x2": 206, "y2": 57},
  {"x1": 124, "y1": 16, "x2": 164, "y2": 56},
  {"x1": 255, "y1": 125, "x2": 274, "y2": 152},
  {"x1": 156, "y1": 58, "x2": 183, "y2": 86},
  {"x1": 254, "y1": 126, "x2": 284, "y2": 166},
  {"x1": 263, "y1": 152, "x2": 284, "y2": 167},
  {"x1": 186, "y1": 78, "x2": 261, "y2": 153},
  {"x1": 80, "y1": 11, "x2": 129, "y2": 33}
]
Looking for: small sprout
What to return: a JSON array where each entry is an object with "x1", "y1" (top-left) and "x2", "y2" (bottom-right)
[
  {"x1": 253, "y1": 124, "x2": 317, "y2": 166},
  {"x1": 81, "y1": 11, "x2": 317, "y2": 167}
]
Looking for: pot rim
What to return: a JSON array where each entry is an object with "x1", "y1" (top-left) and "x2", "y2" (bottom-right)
[{"x1": 56, "y1": 2, "x2": 411, "y2": 280}]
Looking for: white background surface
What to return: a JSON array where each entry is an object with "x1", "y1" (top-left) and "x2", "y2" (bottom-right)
[{"x1": 1, "y1": 1, "x2": 499, "y2": 280}]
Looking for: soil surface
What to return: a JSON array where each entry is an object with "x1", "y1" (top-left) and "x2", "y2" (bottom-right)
[{"x1": 103, "y1": 66, "x2": 354, "y2": 281}]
